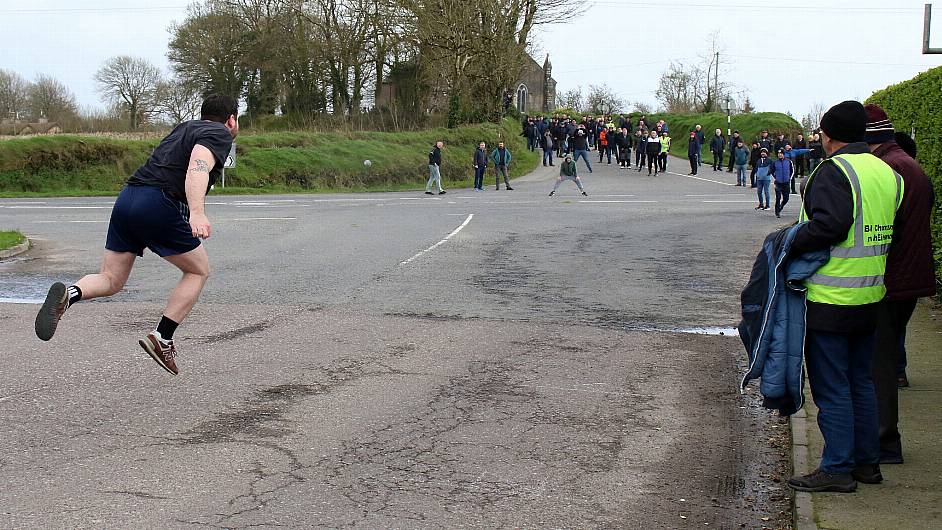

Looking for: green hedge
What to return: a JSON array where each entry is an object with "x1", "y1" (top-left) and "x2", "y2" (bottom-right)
[
  {"x1": 867, "y1": 65, "x2": 942, "y2": 289},
  {"x1": 0, "y1": 119, "x2": 538, "y2": 196}
]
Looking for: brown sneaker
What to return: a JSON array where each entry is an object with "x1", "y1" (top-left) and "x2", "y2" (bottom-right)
[
  {"x1": 139, "y1": 332, "x2": 179, "y2": 375},
  {"x1": 35, "y1": 282, "x2": 68, "y2": 341}
]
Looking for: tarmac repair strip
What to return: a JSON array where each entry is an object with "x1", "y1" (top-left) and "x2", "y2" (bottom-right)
[{"x1": 399, "y1": 213, "x2": 474, "y2": 266}]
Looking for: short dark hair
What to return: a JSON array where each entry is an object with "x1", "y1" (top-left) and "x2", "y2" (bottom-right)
[{"x1": 201, "y1": 94, "x2": 238, "y2": 123}]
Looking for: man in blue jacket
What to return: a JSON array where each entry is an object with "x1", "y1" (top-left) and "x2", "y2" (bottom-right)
[
  {"x1": 770, "y1": 149, "x2": 795, "y2": 218},
  {"x1": 490, "y1": 142, "x2": 514, "y2": 190}
]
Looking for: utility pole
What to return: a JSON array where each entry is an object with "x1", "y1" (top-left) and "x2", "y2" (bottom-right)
[
  {"x1": 726, "y1": 96, "x2": 731, "y2": 137},
  {"x1": 925, "y1": 4, "x2": 942, "y2": 54}
]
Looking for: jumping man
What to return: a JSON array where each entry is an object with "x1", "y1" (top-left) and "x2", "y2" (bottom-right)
[{"x1": 34, "y1": 94, "x2": 239, "y2": 375}]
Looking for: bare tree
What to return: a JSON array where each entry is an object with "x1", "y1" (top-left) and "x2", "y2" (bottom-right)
[
  {"x1": 585, "y1": 84, "x2": 622, "y2": 114},
  {"x1": 28, "y1": 74, "x2": 78, "y2": 122},
  {"x1": 94, "y1": 56, "x2": 163, "y2": 129},
  {"x1": 801, "y1": 101, "x2": 827, "y2": 131},
  {"x1": 156, "y1": 77, "x2": 203, "y2": 124},
  {"x1": 633, "y1": 101, "x2": 652, "y2": 114},
  {"x1": 0, "y1": 69, "x2": 31, "y2": 121},
  {"x1": 556, "y1": 87, "x2": 584, "y2": 112},
  {"x1": 655, "y1": 62, "x2": 704, "y2": 113}
]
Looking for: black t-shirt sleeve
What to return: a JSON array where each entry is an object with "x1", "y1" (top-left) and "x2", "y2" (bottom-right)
[
  {"x1": 195, "y1": 126, "x2": 233, "y2": 169},
  {"x1": 792, "y1": 162, "x2": 854, "y2": 254}
]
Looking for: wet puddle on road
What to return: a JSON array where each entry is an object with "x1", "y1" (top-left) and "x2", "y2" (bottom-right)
[{"x1": 0, "y1": 274, "x2": 58, "y2": 304}]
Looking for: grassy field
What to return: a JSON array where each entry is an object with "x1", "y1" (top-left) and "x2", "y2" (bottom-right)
[
  {"x1": 635, "y1": 112, "x2": 803, "y2": 164},
  {"x1": 0, "y1": 119, "x2": 538, "y2": 197},
  {"x1": 0, "y1": 230, "x2": 25, "y2": 251}
]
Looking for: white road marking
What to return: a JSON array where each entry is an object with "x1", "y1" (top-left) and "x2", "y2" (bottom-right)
[
  {"x1": 222, "y1": 217, "x2": 297, "y2": 221},
  {"x1": 665, "y1": 170, "x2": 735, "y2": 186},
  {"x1": 685, "y1": 194, "x2": 738, "y2": 197},
  {"x1": 578, "y1": 200, "x2": 658, "y2": 203},
  {"x1": 702, "y1": 200, "x2": 761, "y2": 203},
  {"x1": 399, "y1": 214, "x2": 474, "y2": 266},
  {"x1": 0, "y1": 205, "x2": 111, "y2": 209}
]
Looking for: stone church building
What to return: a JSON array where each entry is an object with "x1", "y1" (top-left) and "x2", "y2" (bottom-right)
[{"x1": 513, "y1": 55, "x2": 557, "y2": 115}]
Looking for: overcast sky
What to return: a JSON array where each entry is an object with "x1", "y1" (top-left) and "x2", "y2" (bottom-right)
[{"x1": 1, "y1": 0, "x2": 940, "y2": 121}]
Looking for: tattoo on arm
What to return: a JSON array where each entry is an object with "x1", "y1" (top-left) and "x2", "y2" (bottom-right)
[{"x1": 190, "y1": 159, "x2": 210, "y2": 174}]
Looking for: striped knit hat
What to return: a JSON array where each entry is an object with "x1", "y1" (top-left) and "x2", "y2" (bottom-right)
[{"x1": 864, "y1": 104, "x2": 895, "y2": 144}]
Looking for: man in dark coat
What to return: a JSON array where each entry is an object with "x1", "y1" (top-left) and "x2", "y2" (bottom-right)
[
  {"x1": 727, "y1": 130, "x2": 742, "y2": 172},
  {"x1": 864, "y1": 104, "x2": 937, "y2": 464}
]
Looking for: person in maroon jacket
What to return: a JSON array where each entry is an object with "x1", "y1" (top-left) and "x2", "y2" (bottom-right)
[{"x1": 864, "y1": 104, "x2": 937, "y2": 465}]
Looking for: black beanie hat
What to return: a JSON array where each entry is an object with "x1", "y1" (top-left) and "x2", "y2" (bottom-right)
[{"x1": 820, "y1": 100, "x2": 867, "y2": 143}]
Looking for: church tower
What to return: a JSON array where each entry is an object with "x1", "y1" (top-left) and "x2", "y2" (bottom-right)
[{"x1": 542, "y1": 55, "x2": 556, "y2": 113}]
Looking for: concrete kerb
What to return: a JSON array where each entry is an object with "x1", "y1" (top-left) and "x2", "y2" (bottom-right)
[
  {"x1": 791, "y1": 408, "x2": 819, "y2": 530},
  {"x1": 0, "y1": 239, "x2": 29, "y2": 260}
]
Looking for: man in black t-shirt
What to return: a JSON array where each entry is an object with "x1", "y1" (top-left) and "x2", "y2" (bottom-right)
[{"x1": 35, "y1": 94, "x2": 239, "y2": 376}]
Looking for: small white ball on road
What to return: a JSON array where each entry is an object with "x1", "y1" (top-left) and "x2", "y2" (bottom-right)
[{"x1": 364, "y1": 159, "x2": 372, "y2": 167}]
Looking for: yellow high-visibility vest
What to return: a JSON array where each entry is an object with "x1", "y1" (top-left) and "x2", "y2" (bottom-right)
[{"x1": 799, "y1": 153, "x2": 903, "y2": 306}]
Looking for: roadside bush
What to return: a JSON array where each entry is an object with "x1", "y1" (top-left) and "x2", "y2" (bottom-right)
[{"x1": 867, "y1": 65, "x2": 942, "y2": 290}]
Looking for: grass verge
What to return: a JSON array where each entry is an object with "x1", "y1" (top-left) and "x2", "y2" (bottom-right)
[
  {"x1": 0, "y1": 119, "x2": 538, "y2": 197},
  {"x1": 0, "y1": 230, "x2": 25, "y2": 251}
]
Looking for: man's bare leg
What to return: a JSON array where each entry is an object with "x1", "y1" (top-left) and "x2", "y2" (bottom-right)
[
  {"x1": 74, "y1": 250, "x2": 137, "y2": 299},
  {"x1": 35, "y1": 250, "x2": 136, "y2": 341},
  {"x1": 161, "y1": 245, "x2": 210, "y2": 323}
]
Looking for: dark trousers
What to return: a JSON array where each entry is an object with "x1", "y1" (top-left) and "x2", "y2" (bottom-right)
[
  {"x1": 774, "y1": 181, "x2": 790, "y2": 214},
  {"x1": 473, "y1": 166, "x2": 485, "y2": 189},
  {"x1": 805, "y1": 328, "x2": 880, "y2": 474},
  {"x1": 542, "y1": 148, "x2": 553, "y2": 166},
  {"x1": 637, "y1": 148, "x2": 645, "y2": 168},
  {"x1": 873, "y1": 299, "x2": 918, "y2": 462},
  {"x1": 750, "y1": 166, "x2": 757, "y2": 187},
  {"x1": 495, "y1": 165, "x2": 511, "y2": 188},
  {"x1": 727, "y1": 151, "x2": 736, "y2": 171},
  {"x1": 647, "y1": 151, "x2": 659, "y2": 174},
  {"x1": 712, "y1": 152, "x2": 723, "y2": 170},
  {"x1": 688, "y1": 155, "x2": 697, "y2": 175},
  {"x1": 599, "y1": 145, "x2": 611, "y2": 163},
  {"x1": 658, "y1": 152, "x2": 668, "y2": 171}
]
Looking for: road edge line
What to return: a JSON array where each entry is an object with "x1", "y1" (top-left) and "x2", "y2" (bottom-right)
[{"x1": 399, "y1": 214, "x2": 474, "y2": 266}]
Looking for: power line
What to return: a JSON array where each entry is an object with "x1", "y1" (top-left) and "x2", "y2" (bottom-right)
[
  {"x1": 0, "y1": 6, "x2": 189, "y2": 15},
  {"x1": 725, "y1": 53, "x2": 934, "y2": 68},
  {"x1": 587, "y1": 1, "x2": 920, "y2": 11}
]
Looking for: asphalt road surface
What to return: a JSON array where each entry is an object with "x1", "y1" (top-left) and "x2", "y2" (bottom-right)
[{"x1": 1, "y1": 157, "x2": 797, "y2": 529}]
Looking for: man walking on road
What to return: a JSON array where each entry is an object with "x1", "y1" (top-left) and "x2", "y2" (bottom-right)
[
  {"x1": 686, "y1": 132, "x2": 699, "y2": 176},
  {"x1": 473, "y1": 141, "x2": 488, "y2": 192},
  {"x1": 770, "y1": 149, "x2": 795, "y2": 218},
  {"x1": 34, "y1": 94, "x2": 239, "y2": 375},
  {"x1": 787, "y1": 100, "x2": 902, "y2": 493},
  {"x1": 727, "y1": 130, "x2": 742, "y2": 172},
  {"x1": 426, "y1": 141, "x2": 446, "y2": 195},
  {"x1": 490, "y1": 141, "x2": 514, "y2": 190},
  {"x1": 864, "y1": 104, "x2": 936, "y2": 465},
  {"x1": 549, "y1": 153, "x2": 587, "y2": 197}
]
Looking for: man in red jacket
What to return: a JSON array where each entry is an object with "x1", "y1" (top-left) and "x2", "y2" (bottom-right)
[{"x1": 864, "y1": 104, "x2": 937, "y2": 465}]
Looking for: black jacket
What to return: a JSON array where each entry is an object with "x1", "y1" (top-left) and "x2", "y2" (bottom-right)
[
  {"x1": 570, "y1": 132, "x2": 589, "y2": 151},
  {"x1": 473, "y1": 148, "x2": 487, "y2": 168},
  {"x1": 710, "y1": 134, "x2": 726, "y2": 153},
  {"x1": 808, "y1": 140, "x2": 824, "y2": 158},
  {"x1": 428, "y1": 146, "x2": 442, "y2": 166},
  {"x1": 758, "y1": 137, "x2": 773, "y2": 153},
  {"x1": 791, "y1": 142, "x2": 880, "y2": 333}
]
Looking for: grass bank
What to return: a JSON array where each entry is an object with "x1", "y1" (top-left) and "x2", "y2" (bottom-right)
[
  {"x1": 638, "y1": 112, "x2": 803, "y2": 164},
  {"x1": 0, "y1": 230, "x2": 25, "y2": 251},
  {"x1": 0, "y1": 119, "x2": 538, "y2": 197}
]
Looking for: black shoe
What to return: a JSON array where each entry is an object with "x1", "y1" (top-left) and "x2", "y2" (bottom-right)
[
  {"x1": 776, "y1": 212, "x2": 781, "y2": 218},
  {"x1": 549, "y1": 191, "x2": 555, "y2": 196},
  {"x1": 424, "y1": 191, "x2": 433, "y2": 195},
  {"x1": 787, "y1": 469, "x2": 857, "y2": 493},
  {"x1": 852, "y1": 464, "x2": 883, "y2": 484},
  {"x1": 438, "y1": 190, "x2": 446, "y2": 195},
  {"x1": 897, "y1": 374, "x2": 909, "y2": 388},
  {"x1": 582, "y1": 191, "x2": 587, "y2": 196},
  {"x1": 506, "y1": 186, "x2": 514, "y2": 190},
  {"x1": 549, "y1": 163, "x2": 554, "y2": 166},
  {"x1": 35, "y1": 282, "x2": 69, "y2": 341}
]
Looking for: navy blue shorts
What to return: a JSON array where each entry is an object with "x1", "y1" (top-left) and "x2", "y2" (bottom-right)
[{"x1": 105, "y1": 185, "x2": 201, "y2": 257}]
